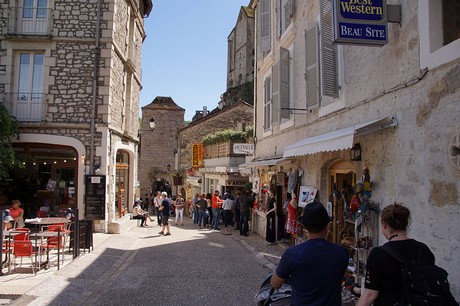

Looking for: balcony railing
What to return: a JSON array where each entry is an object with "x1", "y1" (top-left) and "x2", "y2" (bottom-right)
[
  {"x1": 7, "y1": 7, "x2": 52, "y2": 36},
  {"x1": 1, "y1": 92, "x2": 44, "y2": 122}
]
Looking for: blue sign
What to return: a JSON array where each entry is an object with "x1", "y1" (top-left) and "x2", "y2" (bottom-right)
[
  {"x1": 338, "y1": 22, "x2": 386, "y2": 41},
  {"x1": 339, "y1": 0, "x2": 384, "y2": 21},
  {"x1": 333, "y1": 0, "x2": 388, "y2": 46}
]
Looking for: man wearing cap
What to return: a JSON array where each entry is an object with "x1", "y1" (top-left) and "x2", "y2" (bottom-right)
[{"x1": 271, "y1": 201, "x2": 349, "y2": 305}]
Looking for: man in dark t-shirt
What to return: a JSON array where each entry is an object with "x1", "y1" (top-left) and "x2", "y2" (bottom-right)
[{"x1": 159, "y1": 192, "x2": 171, "y2": 236}]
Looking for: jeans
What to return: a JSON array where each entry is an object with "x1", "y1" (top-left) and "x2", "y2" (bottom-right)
[
  {"x1": 192, "y1": 206, "x2": 198, "y2": 224},
  {"x1": 223, "y1": 210, "x2": 232, "y2": 228},
  {"x1": 155, "y1": 207, "x2": 162, "y2": 226},
  {"x1": 240, "y1": 212, "x2": 249, "y2": 234},
  {"x1": 199, "y1": 210, "x2": 208, "y2": 227},
  {"x1": 175, "y1": 208, "x2": 184, "y2": 224},
  {"x1": 212, "y1": 208, "x2": 220, "y2": 229}
]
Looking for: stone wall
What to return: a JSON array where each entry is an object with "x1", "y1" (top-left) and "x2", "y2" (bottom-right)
[{"x1": 178, "y1": 103, "x2": 253, "y2": 172}]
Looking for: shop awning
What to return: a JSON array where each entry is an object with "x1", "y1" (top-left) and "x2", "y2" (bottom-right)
[
  {"x1": 239, "y1": 156, "x2": 286, "y2": 168},
  {"x1": 283, "y1": 116, "x2": 397, "y2": 158}
]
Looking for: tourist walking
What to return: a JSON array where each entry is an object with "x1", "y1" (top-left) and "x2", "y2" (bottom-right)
[
  {"x1": 174, "y1": 194, "x2": 185, "y2": 226},
  {"x1": 222, "y1": 191, "x2": 234, "y2": 231},
  {"x1": 197, "y1": 194, "x2": 208, "y2": 229},
  {"x1": 211, "y1": 190, "x2": 223, "y2": 230},
  {"x1": 159, "y1": 192, "x2": 171, "y2": 236},
  {"x1": 239, "y1": 191, "x2": 253, "y2": 236},
  {"x1": 154, "y1": 191, "x2": 162, "y2": 226}
]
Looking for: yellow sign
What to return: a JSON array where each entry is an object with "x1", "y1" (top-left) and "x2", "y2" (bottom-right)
[{"x1": 192, "y1": 143, "x2": 203, "y2": 168}]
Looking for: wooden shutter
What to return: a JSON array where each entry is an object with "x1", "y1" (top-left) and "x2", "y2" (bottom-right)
[
  {"x1": 305, "y1": 26, "x2": 319, "y2": 110},
  {"x1": 272, "y1": 63, "x2": 279, "y2": 123},
  {"x1": 321, "y1": 0, "x2": 338, "y2": 98},
  {"x1": 264, "y1": 76, "x2": 272, "y2": 130},
  {"x1": 260, "y1": 0, "x2": 271, "y2": 52},
  {"x1": 284, "y1": 0, "x2": 295, "y2": 31},
  {"x1": 280, "y1": 47, "x2": 290, "y2": 119}
]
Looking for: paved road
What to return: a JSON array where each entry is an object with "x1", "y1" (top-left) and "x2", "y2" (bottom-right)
[{"x1": 11, "y1": 217, "x2": 286, "y2": 306}]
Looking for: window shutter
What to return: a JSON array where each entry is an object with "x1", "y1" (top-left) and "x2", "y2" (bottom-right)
[
  {"x1": 321, "y1": 0, "x2": 338, "y2": 98},
  {"x1": 280, "y1": 47, "x2": 290, "y2": 119},
  {"x1": 260, "y1": 0, "x2": 271, "y2": 52},
  {"x1": 275, "y1": 0, "x2": 281, "y2": 40},
  {"x1": 264, "y1": 76, "x2": 272, "y2": 131},
  {"x1": 305, "y1": 26, "x2": 319, "y2": 110},
  {"x1": 272, "y1": 63, "x2": 279, "y2": 123},
  {"x1": 284, "y1": 0, "x2": 295, "y2": 31}
]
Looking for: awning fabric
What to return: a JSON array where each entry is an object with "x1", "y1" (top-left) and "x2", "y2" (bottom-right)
[
  {"x1": 239, "y1": 156, "x2": 286, "y2": 168},
  {"x1": 283, "y1": 116, "x2": 397, "y2": 158}
]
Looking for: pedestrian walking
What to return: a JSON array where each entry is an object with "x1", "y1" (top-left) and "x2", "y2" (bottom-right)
[
  {"x1": 197, "y1": 193, "x2": 208, "y2": 229},
  {"x1": 174, "y1": 194, "x2": 185, "y2": 226},
  {"x1": 234, "y1": 190, "x2": 241, "y2": 230},
  {"x1": 239, "y1": 190, "x2": 253, "y2": 236},
  {"x1": 222, "y1": 191, "x2": 234, "y2": 231},
  {"x1": 211, "y1": 190, "x2": 223, "y2": 230},
  {"x1": 192, "y1": 193, "x2": 199, "y2": 224},
  {"x1": 154, "y1": 191, "x2": 162, "y2": 226},
  {"x1": 159, "y1": 192, "x2": 171, "y2": 236}
]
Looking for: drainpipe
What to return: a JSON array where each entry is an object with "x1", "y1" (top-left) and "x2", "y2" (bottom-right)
[{"x1": 89, "y1": 0, "x2": 102, "y2": 175}]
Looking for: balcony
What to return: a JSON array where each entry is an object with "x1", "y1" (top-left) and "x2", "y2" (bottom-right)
[
  {"x1": 203, "y1": 141, "x2": 246, "y2": 168},
  {"x1": 1, "y1": 92, "x2": 44, "y2": 122},
  {"x1": 7, "y1": 7, "x2": 52, "y2": 36}
]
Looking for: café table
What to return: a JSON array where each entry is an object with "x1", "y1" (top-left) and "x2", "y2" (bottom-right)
[
  {"x1": 25, "y1": 217, "x2": 70, "y2": 230},
  {"x1": 31, "y1": 230, "x2": 63, "y2": 270}
]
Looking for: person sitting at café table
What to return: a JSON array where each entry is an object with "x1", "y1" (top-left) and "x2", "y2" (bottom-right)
[{"x1": 10, "y1": 199, "x2": 24, "y2": 228}]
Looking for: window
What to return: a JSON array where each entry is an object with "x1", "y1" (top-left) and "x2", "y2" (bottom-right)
[
  {"x1": 15, "y1": 52, "x2": 44, "y2": 121},
  {"x1": 419, "y1": 0, "x2": 460, "y2": 69},
  {"x1": 276, "y1": 0, "x2": 295, "y2": 38},
  {"x1": 305, "y1": 0, "x2": 339, "y2": 110},
  {"x1": 258, "y1": 0, "x2": 271, "y2": 54},
  {"x1": 19, "y1": 0, "x2": 49, "y2": 34},
  {"x1": 279, "y1": 47, "x2": 291, "y2": 120}
]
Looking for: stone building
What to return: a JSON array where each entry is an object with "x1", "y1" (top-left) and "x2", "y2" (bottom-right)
[
  {"x1": 248, "y1": 0, "x2": 460, "y2": 298},
  {"x1": 139, "y1": 96, "x2": 185, "y2": 197},
  {"x1": 177, "y1": 102, "x2": 253, "y2": 199},
  {"x1": 0, "y1": 0, "x2": 153, "y2": 233}
]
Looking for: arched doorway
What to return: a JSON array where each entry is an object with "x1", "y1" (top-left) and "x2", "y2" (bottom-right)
[{"x1": 328, "y1": 160, "x2": 356, "y2": 243}]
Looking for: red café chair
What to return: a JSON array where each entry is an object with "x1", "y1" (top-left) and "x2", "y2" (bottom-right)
[
  {"x1": 12, "y1": 240, "x2": 39, "y2": 275},
  {"x1": 12, "y1": 228, "x2": 30, "y2": 242},
  {"x1": 41, "y1": 224, "x2": 67, "y2": 267}
]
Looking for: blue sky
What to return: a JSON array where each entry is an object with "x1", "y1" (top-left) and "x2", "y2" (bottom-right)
[{"x1": 140, "y1": 0, "x2": 250, "y2": 121}]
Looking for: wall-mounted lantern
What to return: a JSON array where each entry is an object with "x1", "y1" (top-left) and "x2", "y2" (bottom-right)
[{"x1": 350, "y1": 143, "x2": 362, "y2": 161}]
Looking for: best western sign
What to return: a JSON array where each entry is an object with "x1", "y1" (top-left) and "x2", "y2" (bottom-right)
[{"x1": 333, "y1": 0, "x2": 388, "y2": 46}]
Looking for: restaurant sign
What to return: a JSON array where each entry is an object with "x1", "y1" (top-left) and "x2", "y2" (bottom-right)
[
  {"x1": 192, "y1": 143, "x2": 203, "y2": 168},
  {"x1": 333, "y1": 0, "x2": 388, "y2": 46}
]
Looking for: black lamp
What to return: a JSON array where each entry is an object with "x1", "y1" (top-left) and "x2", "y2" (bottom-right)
[
  {"x1": 149, "y1": 117, "x2": 156, "y2": 130},
  {"x1": 350, "y1": 143, "x2": 362, "y2": 161}
]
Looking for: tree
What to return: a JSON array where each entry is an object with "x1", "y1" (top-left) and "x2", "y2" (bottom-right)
[{"x1": 0, "y1": 105, "x2": 19, "y2": 179}]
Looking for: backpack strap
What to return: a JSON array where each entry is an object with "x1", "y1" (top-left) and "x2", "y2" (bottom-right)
[{"x1": 377, "y1": 244, "x2": 409, "y2": 264}]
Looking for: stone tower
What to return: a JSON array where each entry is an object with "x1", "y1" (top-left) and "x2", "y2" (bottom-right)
[{"x1": 139, "y1": 96, "x2": 185, "y2": 195}]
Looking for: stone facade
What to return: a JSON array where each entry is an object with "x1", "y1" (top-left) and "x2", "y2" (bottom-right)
[
  {"x1": 139, "y1": 97, "x2": 185, "y2": 195},
  {"x1": 0, "y1": 0, "x2": 152, "y2": 233},
  {"x1": 251, "y1": 0, "x2": 460, "y2": 298}
]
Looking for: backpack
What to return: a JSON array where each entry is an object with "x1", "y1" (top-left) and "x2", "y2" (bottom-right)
[{"x1": 378, "y1": 244, "x2": 458, "y2": 306}]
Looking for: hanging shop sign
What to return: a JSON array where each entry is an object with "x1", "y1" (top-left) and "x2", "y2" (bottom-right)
[
  {"x1": 333, "y1": 0, "x2": 388, "y2": 46},
  {"x1": 233, "y1": 143, "x2": 254, "y2": 155},
  {"x1": 192, "y1": 143, "x2": 203, "y2": 168}
]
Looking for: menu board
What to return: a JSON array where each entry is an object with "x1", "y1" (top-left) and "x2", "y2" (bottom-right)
[{"x1": 85, "y1": 175, "x2": 106, "y2": 220}]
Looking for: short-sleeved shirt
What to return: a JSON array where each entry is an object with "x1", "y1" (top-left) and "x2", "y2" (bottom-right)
[
  {"x1": 275, "y1": 238, "x2": 349, "y2": 306},
  {"x1": 212, "y1": 195, "x2": 222, "y2": 209},
  {"x1": 161, "y1": 199, "x2": 170, "y2": 216},
  {"x1": 197, "y1": 199, "x2": 208, "y2": 212},
  {"x1": 364, "y1": 239, "x2": 435, "y2": 305}
]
